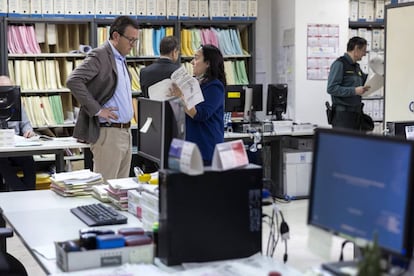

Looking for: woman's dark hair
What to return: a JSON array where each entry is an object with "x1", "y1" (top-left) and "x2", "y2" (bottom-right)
[
  {"x1": 200, "y1": 44, "x2": 226, "y2": 86},
  {"x1": 109, "y1": 16, "x2": 140, "y2": 39}
]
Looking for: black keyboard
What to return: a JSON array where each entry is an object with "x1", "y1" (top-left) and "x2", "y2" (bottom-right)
[{"x1": 70, "y1": 203, "x2": 128, "y2": 227}]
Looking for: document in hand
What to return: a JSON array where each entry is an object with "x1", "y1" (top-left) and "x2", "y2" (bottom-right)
[
  {"x1": 148, "y1": 66, "x2": 204, "y2": 109},
  {"x1": 362, "y1": 73, "x2": 384, "y2": 97},
  {"x1": 168, "y1": 138, "x2": 204, "y2": 175}
]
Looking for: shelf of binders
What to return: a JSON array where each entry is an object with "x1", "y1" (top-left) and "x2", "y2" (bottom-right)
[
  {"x1": 179, "y1": 20, "x2": 255, "y2": 85},
  {"x1": 348, "y1": 20, "x2": 385, "y2": 29},
  {"x1": 4, "y1": 18, "x2": 93, "y2": 130}
]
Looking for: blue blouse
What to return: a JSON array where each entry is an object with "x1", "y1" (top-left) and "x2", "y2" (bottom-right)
[{"x1": 185, "y1": 79, "x2": 225, "y2": 165}]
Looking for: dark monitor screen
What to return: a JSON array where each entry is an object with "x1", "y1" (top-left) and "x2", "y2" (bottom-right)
[
  {"x1": 136, "y1": 97, "x2": 185, "y2": 170},
  {"x1": 0, "y1": 85, "x2": 22, "y2": 128},
  {"x1": 386, "y1": 121, "x2": 414, "y2": 139},
  {"x1": 224, "y1": 84, "x2": 263, "y2": 113},
  {"x1": 308, "y1": 128, "x2": 414, "y2": 258},
  {"x1": 266, "y1": 84, "x2": 287, "y2": 120}
]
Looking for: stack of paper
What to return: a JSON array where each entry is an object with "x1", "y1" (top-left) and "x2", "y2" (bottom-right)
[
  {"x1": 91, "y1": 184, "x2": 111, "y2": 203},
  {"x1": 50, "y1": 169, "x2": 104, "y2": 197},
  {"x1": 106, "y1": 178, "x2": 140, "y2": 211}
]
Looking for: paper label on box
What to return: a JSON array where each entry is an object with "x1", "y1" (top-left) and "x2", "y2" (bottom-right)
[{"x1": 212, "y1": 139, "x2": 249, "y2": 170}]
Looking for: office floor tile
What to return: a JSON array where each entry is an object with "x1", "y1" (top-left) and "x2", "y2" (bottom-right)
[{"x1": 6, "y1": 199, "x2": 352, "y2": 275}]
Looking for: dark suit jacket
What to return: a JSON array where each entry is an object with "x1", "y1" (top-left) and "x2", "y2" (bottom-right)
[
  {"x1": 140, "y1": 58, "x2": 181, "y2": 98},
  {"x1": 66, "y1": 41, "x2": 129, "y2": 143}
]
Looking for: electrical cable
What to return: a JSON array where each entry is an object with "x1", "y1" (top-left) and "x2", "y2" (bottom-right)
[{"x1": 278, "y1": 208, "x2": 290, "y2": 263}]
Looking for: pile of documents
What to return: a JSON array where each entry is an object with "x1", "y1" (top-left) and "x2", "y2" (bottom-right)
[
  {"x1": 50, "y1": 169, "x2": 103, "y2": 197},
  {"x1": 106, "y1": 178, "x2": 140, "y2": 211}
]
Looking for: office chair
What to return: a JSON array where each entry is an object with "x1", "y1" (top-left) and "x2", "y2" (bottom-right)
[{"x1": 0, "y1": 215, "x2": 28, "y2": 275}]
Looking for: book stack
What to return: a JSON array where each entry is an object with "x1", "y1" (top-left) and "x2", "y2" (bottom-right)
[
  {"x1": 106, "y1": 178, "x2": 140, "y2": 211},
  {"x1": 50, "y1": 169, "x2": 103, "y2": 197},
  {"x1": 140, "y1": 189, "x2": 159, "y2": 231}
]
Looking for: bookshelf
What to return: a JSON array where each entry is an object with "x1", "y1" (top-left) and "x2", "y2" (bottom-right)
[
  {"x1": 3, "y1": 17, "x2": 93, "y2": 135},
  {"x1": 179, "y1": 20, "x2": 255, "y2": 85},
  {"x1": 1, "y1": 15, "x2": 257, "y2": 174}
]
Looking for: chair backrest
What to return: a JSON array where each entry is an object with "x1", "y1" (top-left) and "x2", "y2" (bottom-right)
[{"x1": 0, "y1": 215, "x2": 27, "y2": 275}]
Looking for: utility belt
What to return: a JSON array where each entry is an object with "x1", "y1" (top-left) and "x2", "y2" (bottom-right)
[{"x1": 333, "y1": 104, "x2": 361, "y2": 113}]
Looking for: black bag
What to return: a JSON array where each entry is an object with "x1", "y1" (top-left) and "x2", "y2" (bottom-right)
[
  {"x1": 360, "y1": 113, "x2": 374, "y2": 131},
  {"x1": 325, "y1": 101, "x2": 333, "y2": 124}
]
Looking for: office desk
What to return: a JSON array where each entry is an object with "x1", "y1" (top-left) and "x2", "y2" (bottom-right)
[
  {"x1": 0, "y1": 190, "x2": 142, "y2": 274},
  {"x1": 0, "y1": 190, "x2": 305, "y2": 276},
  {"x1": 0, "y1": 137, "x2": 90, "y2": 172},
  {"x1": 225, "y1": 130, "x2": 314, "y2": 198}
]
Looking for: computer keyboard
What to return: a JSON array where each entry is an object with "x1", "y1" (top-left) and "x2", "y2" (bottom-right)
[{"x1": 70, "y1": 203, "x2": 128, "y2": 227}]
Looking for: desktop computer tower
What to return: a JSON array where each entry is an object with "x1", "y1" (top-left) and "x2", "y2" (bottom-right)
[{"x1": 158, "y1": 164, "x2": 263, "y2": 266}]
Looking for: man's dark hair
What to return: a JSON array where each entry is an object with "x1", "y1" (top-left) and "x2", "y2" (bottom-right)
[
  {"x1": 109, "y1": 16, "x2": 140, "y2": 39},
  {"x1": 347, "y1": 36, "x2": 367, "y2": 51},
  {"x1": 160, "y1": 36, "x2": 179, "y2": 55},
  {"x1": 200, "y1": 44, "x2": 226, "y2": 86}
]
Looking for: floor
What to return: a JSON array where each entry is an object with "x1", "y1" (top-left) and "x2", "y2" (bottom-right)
[{"x1": 6, "y1": 199, "x2": 353, "y2": 276}]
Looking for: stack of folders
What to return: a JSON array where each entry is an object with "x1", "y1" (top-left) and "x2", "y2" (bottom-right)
[
  {"x1": 128, "y1": 184, "x2": 159, "y2": 230},
  {"x1": 140, "y1": 190, "x2": 159, "y2": 231},
  {"x1": 91, "y1": 184, "x2": 111, "y2": 203},
  {"x1": 106, "y1": 178, "x2": 140, "y2": 211},
  {"x1": 50, "y1": 169, "x2": 104, "y2": 197}
]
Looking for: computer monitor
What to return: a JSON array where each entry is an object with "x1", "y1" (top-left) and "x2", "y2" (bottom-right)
[
  {"x1": 266, "y1": 83, "x2": 287, "y2": 120},
  {"x1": 308, "y1": 128, "x2": 414, "y2": 260},
  {"x1": 0, "y1": 85, "x2": 22, "y2": 129},
  {"x1": 136, "y1": 97, "x2": 185, "y2": 170},
  {"x1": 224, "y1": 84, "x2": 263, "y2": 120},
  {"x1": 386, "y1": 121, "x2": 414, "y2": 139}
]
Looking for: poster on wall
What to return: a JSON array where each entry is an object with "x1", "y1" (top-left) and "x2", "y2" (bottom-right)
[{"x1": 307, "y1": 24, "x2": 339, "y2": 80}]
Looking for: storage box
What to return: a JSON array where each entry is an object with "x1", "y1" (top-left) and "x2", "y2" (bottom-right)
[
  {"x1": 55, "y1": 240, "x2": 154, "y2": 272},
  {"x1": 283, "y1": 150, "x2": 313, "y2": 199}
]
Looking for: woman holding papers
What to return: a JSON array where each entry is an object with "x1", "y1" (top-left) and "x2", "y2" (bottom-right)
[
  {"x1": 327, "y1": 36, "x2": 370, "y2": 131},
  {"x1": 171, "y1": 44, "x2": 225, "y2": 166},
  {"x1": 0, "y1": 76, "x2": 36, "y2": 191}
]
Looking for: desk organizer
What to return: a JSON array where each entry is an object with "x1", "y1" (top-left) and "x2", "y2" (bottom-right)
[{"x1": 55, "y1": 240, "x2": 154, "y2": 272}]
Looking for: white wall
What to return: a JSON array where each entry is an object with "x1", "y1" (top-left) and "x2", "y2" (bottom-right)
[
  {"x1": 260, "y1": 0, "x2": 350, "y2": 125},
  {"x1": 254, "y1": 0, "x2": 273, "y2": 120},
  {"x1": 294, "y1": 0, "x2": 349, "y2": 126}
]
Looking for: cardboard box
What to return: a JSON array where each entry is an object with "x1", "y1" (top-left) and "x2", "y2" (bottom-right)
[{"x1": 55, "y1": 240, "x2": 154, "y2": 272}]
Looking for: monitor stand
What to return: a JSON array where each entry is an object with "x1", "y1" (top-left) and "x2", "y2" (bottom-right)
[{"x1": 322, "y1": 260, "x2": 359, "y2": 276}]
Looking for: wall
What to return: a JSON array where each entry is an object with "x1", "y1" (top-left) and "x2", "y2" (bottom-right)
[{"x1": 262, "y1": 0, "x2": 349, "y2": 126}]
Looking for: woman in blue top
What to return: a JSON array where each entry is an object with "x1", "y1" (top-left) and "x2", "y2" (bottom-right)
[{"x1": 172, "y1": 44, "x2": 226, "y2": 166}]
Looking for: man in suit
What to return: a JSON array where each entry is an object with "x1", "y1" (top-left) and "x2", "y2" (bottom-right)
[
  {"x1": 140, "y1": 36, "x2": 181, "y2": 98},
  {"x1": 0, "y1": 75, "x2": 36, "y2": 191},
  {"x1": 66, "y1": 16, "x2": 139, "y2": 182}
]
